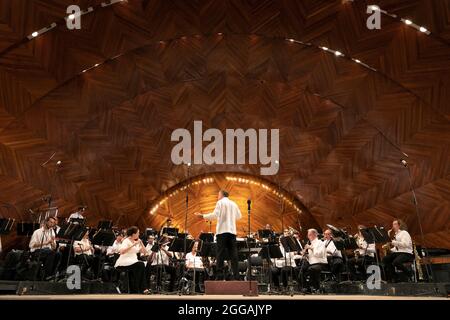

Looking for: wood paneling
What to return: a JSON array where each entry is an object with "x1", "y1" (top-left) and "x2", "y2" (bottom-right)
[{"x1": 0, "y1": 0, "x2": 449, "y2": 252}]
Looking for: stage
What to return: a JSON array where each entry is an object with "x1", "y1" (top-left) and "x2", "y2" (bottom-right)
[
  {"x1": 0, "y1": 294, "x2": 446, "y2": 301},
  {"x1": 0, "y1": 280, "x2": 448, "y2": 299}
]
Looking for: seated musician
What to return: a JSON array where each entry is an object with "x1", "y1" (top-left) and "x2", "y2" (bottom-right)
[
  {"x1": 73, "y1": 231, "x2": 99, "y2": 278},
  {"x1": 348, "y1": 225, "x2": 376, "y2": 280},
  {"x1": 382, "y1": 219, "x2": 414, "y2": 282},
  {"x1": 147, "y1": 236, "x2": 176, "y2": 292},
  {"x1": 29, "y1": 216, "x2": 60, "y2": 279},
  {"x1": 271, "y1": 230, "x2": 299, "y2": 291},
  {"x1": 185, "y1": 241, "x2": 207, "y2": 292},
  {"x1": 114, "y1": 226, "x2": 149, "y2": 294},
  {"x1": 107, "y1": 232, "x2": 124, "y2": 256},
  {"x1": 323, "y1": 229, "x2": 344, "y2": 281},
  {"x1": 298, "y1": 229, "x2": 328, "y2": 293}
]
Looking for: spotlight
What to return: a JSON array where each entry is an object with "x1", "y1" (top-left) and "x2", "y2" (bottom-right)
[
  {"x1": 31, "y1": 31, "x2": 38, "y2": 37},
  {"x1": 334, "y1": 51, "x2": 342, "y2": 56},
  {"x1": 321, "y1": 46, "x2": 328, "y2": 51},
  {"x1": 404, "y1": 19, "x2": 412, "y2": 25},
  {"x1": 354, "y1": 59, "x2": 361, "y2": 63},
  {"x1": 288, "y1": 38, "x2": 295, "y2": 43},
  {"x1": 94, "y1": 63, "x2": 99, "y2": 67},
  {"x1": 419, "y1": 26, "x2": 427, "y2": 33}
]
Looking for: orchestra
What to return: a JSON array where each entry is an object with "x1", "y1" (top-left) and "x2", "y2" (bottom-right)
[{"x1": 0, "y1": 201, "x2": 428, "y2": 295}]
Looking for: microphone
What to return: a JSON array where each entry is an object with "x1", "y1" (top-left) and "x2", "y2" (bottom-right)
[
  {"x1": 400, "y1": 159, "x2": 408, "y2": 167},
  {"x1": 247, "y1": 199, "x2": 251, "y2": 211}
]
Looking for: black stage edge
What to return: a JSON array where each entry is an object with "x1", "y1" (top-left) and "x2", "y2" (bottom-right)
[
  {"x1": 1, "y1": 280, "x2": 449, "y2": 297},
  {"x1": 0, "y1": 300, "x2": 448, "y2": 320},
  {"x1": 0, "y1": 280, "x2": 117, "y2": 295}
]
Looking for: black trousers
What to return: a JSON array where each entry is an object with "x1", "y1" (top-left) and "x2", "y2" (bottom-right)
[
  {"x1": 185, "y1": 269, "x2": 207, "y2": 292},
  {"x1": 147, "y1": 264, "x2": 176, "y2": 291},
  {"x1": 348, "y1": 255, "x2": 375, "y2": 280},
  {"x1": 121, "y1": 261, "x2": 146, "y2": 293},
  {"x1": 383, "y1": 252, "x2": 414, "y2": 282},
  {"x1": 327, "y1": 256, "x2": 344, "y2": 280},
  {"x1": 271, "y1": 266, "x2": 297, "y2": 288},
  {"x1": 33, "y1": 249, "x2": 60, "y2": 279},
  {"x1": 216, "y1": 233, "x2": 239, "y2": 280}
]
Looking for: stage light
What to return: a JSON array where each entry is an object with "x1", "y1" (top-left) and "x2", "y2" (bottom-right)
[
  {"x1": 32, "y1": 31, "x2": 38, "y2": 37},
  {"x1": 419, "y1": 26, "x2": 427, "y2": 33},
  {"x1": 334, "y1": 51, "x2": 342, "y2": 56},
  {"x1": 404, "y1": 19, "x2": 412, "y2": 25},
  {"x1": 321, "y1": 46, "x2": 328, "y2": 51},
  {"x1": 288, "y1": 38, "x2": 294, "y2": 43},
  {"x1": 354, "y1": 59, "x2": 361, "y2": 63},
  {"x1": 94, "y1": 63, "x2": 99, "y2": 67}
]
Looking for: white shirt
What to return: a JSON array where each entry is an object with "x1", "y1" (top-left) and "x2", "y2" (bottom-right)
[
  {"x1": 107, "y1": 240, "x2": 122, "y2": 255},
  {"x1": 114, "y1": 238, "x2": 140, "y2": 267},
  {"x1": 69, "y1": 212, "x2": 84, "y2": 221},
  {"x1": 203, "y1": 197, "x2": 242, "y2": 235},
  {"x1": 307, "y1": 238, "x2": 327, "y2": 265},
  {"x1": 151, "y1": 245, "x2": 171, "y2": 266},
  {"x1": 356, "y1": 237, "x2": 376, "y2": 257},
  {"x1": 275, "y1": 246, "x2": 297, "y2": 267},
  {"x1": 324, "y1": 239, "x2": 342, "y2": 258},
  {"x1": 29, "y1": 227, "x2": 56, "y2": 252},
  {"x1": 74, "y1": 238, "x2": 93, "y2": 256},
  {"x1": 186, "y1": 252, "x2": 204, "y2": 269},
  {"x1": 391, "y1": 230, "x2": 413, "y2": 254}
]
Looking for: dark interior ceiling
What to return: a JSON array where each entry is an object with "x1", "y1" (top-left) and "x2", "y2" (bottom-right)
[{"x1": 0, "y1": 0, "x2": 449, "y2": 252}]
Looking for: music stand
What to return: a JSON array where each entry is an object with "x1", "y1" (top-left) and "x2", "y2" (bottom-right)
[
  {"x1": 199, "y1": 232, "x2": 214, "y2": 243},
  {"x1": 280, "y1": 235, "x2": 301, "y2": 252},
  {"x1": 0, "y1": 218, "x2": 15, "y2": 235},
  {"x1": 169, "y1": 237, "x2": 194, "y2": 254},
  {"x1": 97, "y1": 220, "x2": 113, "y2": 230},
  {"x1": 258, "y1": 229, "x2": 272, "y2": 239},
  {"x1": 145, "y1": 228, "x2": 157, "y2": 238},
  {"x1": 161, "y1": 227, "x2": 178, "y2": 237},
  {"x1": 16, "y1": 222, "x2": 40, "y2": 237}
]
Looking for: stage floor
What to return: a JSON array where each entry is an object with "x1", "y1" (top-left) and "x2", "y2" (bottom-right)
[{"x1": 0, "y1": 294, "x2": 447, "y2": 300}]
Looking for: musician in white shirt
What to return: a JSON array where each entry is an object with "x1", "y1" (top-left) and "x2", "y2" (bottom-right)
[
  {"x1": 271, "y1": 233, "x2": 299, "y2": 290},
  {"x1": 195, "y1": 190, "x2": 242, "y2": 280},
  {"x1": 147, "y1": 237, "x2": 176, "y2": 292},
  {"x1": 114, "y1": 226, "x2": 148, "y2": 293},
  {"x1": 74, "y1": 231, "x2": 99, "y2": 278},
  {"x1": 184, "y1": 241, "x2": 207, "y2": 292},
  {"x1": 298, "y1": 229, "x2": 328, "y2": 292},
  {"x1": 29, "y1": 216, "x2": 60, "y2": 279},
  {"x1": 323, "y1": 229, "x2": 344, "y2": 281},
  {"x1": 69, "y1": 206, "x2": 86, "y2": 223},
  {"x1": 382, "y1": 219, "x2": 414, "y2": 282},
  {"x1": 348, "y1": 225, "x2": 376, "y2": 280},
  {"x1": 107, "y1": 232, "x2": 124, "y2": 256}
]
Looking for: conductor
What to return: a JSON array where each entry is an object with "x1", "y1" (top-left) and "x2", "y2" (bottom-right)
[{"x1": 195, "y1": 190, "x2": 242, "y2": 280}]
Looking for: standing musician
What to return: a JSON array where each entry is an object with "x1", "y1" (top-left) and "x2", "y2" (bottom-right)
[
  {"x1": 29, "y1": 216, "x2": 60, "y2": 279},
  {"x1": 147, "y1": 235, "x2": 176, "y2": 292},
  {"x1": 382, "y1": 219, "x2": 414, "y2": 282},
  {"x1": 298, "y1": 229, "x2": 328, "y2": 293},
  {"x1": 195, "y1": 190, "x2": 242, "y2": 281},
  {"x1": 114, "y1": 226, "x2": 149, "y2": 294},
  {"x1": 323, "y1": 229, "x2": 344, "y2": 281},
  {"x1": 348, "y1": 225, "x2": 376, "y2": 280},
  {"x1": 69, "y1": 206, "x2": 86, "y2": 223}
]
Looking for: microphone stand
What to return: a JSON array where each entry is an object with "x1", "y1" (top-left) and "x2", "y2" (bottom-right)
[
  {"x1": 181, "y1": 163, "x2": 195, "y2": 295},
  {"x1": 243, "y1": 199, "x2": 257, "y2": 296},
  {"x1": 401, "y1": 159, "x2": 434, "y2": 283}
]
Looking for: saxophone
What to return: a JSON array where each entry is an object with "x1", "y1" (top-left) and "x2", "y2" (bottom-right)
[{"x1": 413, "y1": 242, "x2": 424, "y2": 281}]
